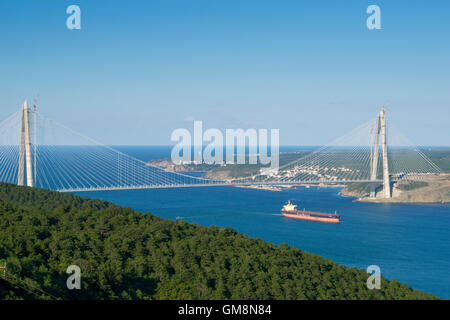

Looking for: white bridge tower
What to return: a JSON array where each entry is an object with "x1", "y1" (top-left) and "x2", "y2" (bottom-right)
[
  {"x1": 17, "y1": 100, "x2": 34, "y2": 187},
  {"x1": 370, "y1": 107, "x2": 391, "y2": 198}
]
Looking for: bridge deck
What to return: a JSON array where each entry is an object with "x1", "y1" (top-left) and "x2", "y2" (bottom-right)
[{"x1": 60, "y1": 180, "x2": 386, "y2": 192}]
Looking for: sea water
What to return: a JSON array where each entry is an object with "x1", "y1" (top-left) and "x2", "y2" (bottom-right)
[{"x1": 76, "y1": 146, "x2": 450, "y2": 298}]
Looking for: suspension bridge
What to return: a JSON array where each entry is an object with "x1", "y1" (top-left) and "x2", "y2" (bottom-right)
[{"x1": 0, "y1": 100, "x2": 442, "y2": 198}]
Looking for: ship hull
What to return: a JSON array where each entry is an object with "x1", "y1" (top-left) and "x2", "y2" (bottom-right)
[{"x1": 281, "y1": 210, "x2": 340, "y2": 223}]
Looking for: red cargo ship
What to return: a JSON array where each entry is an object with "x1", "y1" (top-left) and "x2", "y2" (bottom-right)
[{"x1": 281, "y1": 201, "x2": 340, "y2": 223}]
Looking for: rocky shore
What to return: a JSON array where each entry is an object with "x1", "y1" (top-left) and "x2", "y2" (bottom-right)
[{"x1": 340, "y1": 174, "x2": 450, "y2": 204}]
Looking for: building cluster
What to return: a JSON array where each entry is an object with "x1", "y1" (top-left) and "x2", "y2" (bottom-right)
[{"x1": 261, "y1": 164, "x2": 360, "y2": 182}]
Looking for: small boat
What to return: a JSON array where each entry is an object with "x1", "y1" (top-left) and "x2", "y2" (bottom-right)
[
  {"x1": 281, "y1": 201, "x2": 340, "y2": 223},
  {"x1": 175, "y1": 216, "x2": 183, "y2": 220}
]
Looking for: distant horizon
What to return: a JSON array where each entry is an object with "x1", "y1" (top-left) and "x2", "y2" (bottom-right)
[
  {"x1": 111, "y1": 145, "x2": 450, "y2": 148},
  {"x1": 16, "y1": 144, "x2": 449, "y2": 148}
]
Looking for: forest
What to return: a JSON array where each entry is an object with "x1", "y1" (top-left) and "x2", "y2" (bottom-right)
[{"x1": 0, "y1": 182, "x2": 436, "y2": 300}]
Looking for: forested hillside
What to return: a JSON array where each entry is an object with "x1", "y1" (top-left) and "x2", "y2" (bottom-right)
[{"x1": 0, "y1": 183, "x2": 436, "y2": 300}]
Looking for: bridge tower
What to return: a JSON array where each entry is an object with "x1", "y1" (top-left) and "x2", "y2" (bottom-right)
[
  {"x1": 380, "y1": 107, "x2": 391, "y2": 198},
  {"x1": 17, "y1": 100, "x2": 34, "y2": 187},
  {"x1": 370, "y1": 107, "x2": 391, "y2": 198},
  {"x1": 370, "y1": 111, "x2": 381, "y2": 198}
]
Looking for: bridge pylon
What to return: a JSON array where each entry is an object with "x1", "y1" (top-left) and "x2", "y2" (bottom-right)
[
  {"x1": 380, "y1": 107, "x2": 391, "y2": 198},
  {"x1": 17, "y1": 100, "x2": 34, "y2": 187},
  {"x1": 370, "y1": 111, "x2": 381, "y2": 197},
  {"x1": 369, "y1": 107, "x2": 391, "y2": 198}
]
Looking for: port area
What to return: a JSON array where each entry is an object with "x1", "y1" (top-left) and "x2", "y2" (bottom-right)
[{"x1": 234, "y1": 185, "x2": 289, "y2": 192}]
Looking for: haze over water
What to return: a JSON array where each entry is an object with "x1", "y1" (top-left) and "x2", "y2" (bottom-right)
[{"x1": 77, "y1": 146, "x2": 450, "y2": 298}]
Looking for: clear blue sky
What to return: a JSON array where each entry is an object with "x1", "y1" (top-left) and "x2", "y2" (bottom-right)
[{"x1": 0, "y1": 0, "x2": 449, "y2": 145}]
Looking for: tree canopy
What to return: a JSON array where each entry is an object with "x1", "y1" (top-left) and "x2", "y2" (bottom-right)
[{"x1": 0, "y1": 183, "x2": 436, "y2": 300}]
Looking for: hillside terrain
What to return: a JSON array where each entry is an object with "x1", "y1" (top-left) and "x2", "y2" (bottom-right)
[
  {"x1": 148, "y1": 151, "x2": 311, "y2": 180},
  {"x1": 0, "y1": 183, "x2": 437, "y2": 300},
  {"x1": 149, "y1": 148, "x2": 450, "y2": 184}
]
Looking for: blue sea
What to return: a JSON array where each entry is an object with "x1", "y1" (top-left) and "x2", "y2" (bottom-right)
[{"x1": 76, "y1": 146, "x2": 450, "y2": 299}]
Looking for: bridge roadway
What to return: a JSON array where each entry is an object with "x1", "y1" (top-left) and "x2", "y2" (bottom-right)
[{"x1": 59, "y1": 179, "x2": 387, "y2": 193}]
